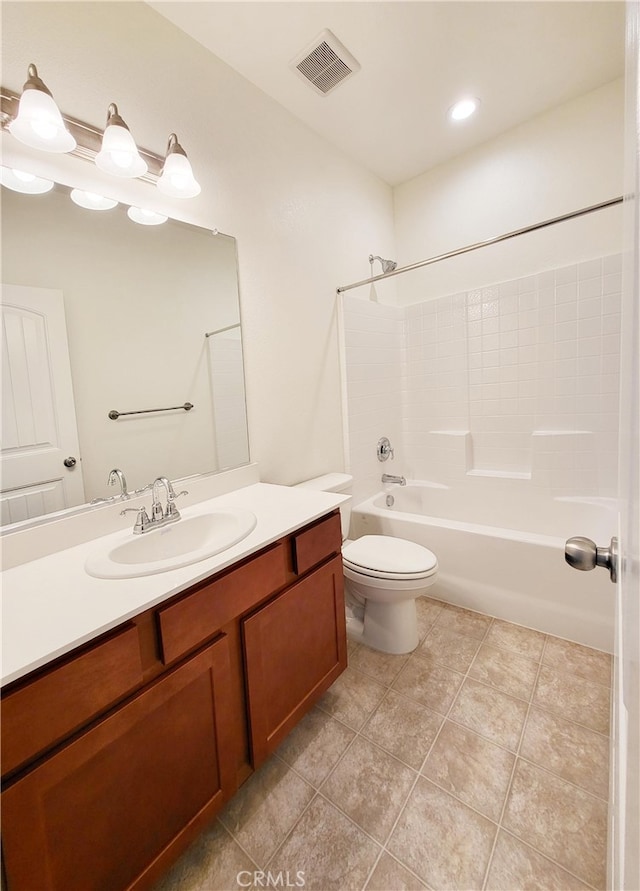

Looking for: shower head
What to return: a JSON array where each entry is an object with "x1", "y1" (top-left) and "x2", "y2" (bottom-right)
[{"x1": 369, "y1": 254, "x2": 397, "y2": 274}]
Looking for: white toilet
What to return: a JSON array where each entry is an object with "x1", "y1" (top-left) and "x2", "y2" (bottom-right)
[{"x1": 297, "y1": 473, "x2": 438, "y2": 654}]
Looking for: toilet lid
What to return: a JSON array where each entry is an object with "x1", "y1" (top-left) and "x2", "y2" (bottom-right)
[{"x1": 342, "y1": 535, "x2": 437, "y2": 579}]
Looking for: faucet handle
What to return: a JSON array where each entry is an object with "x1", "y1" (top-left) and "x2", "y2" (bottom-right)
[
  {"x1": 165, "y1": 490, "x2": 188, "y2": 519},
  {"x1": 377, "y1": 436, "x2": 394, "y2": 462},
  {"x1": 131, "y1": 482, "x2": 152, "y2": 496},
  {"x1": 120, "y1": 506, "x2": 150, "y2": 533}
]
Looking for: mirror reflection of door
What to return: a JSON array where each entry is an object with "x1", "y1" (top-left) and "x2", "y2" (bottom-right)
[{"x1": 1, "y1": 284, "x2": 85, "y2": 523}]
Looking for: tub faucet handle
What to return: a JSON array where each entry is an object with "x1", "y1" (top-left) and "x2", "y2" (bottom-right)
[{"x1": 377, "y1": 436, "x2": 394, "y2": 462}]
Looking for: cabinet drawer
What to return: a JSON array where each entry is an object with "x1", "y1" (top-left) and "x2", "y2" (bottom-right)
[
  {"x1": 1, "y1": 625, "x2": 143, "y2": 777},
  {"x1": 291, "y1": 510, "x2": 342, "y2": 576},
  {"x1": 157, "y1": 543, "x2": 287, "y2": 664}
]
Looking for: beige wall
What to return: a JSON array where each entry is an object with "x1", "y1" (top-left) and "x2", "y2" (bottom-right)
[
  {"x1": 1, "y1": 4, "x2": 624, "y2": 493},
  {"x1": 1, "y1": 1, "x2": 396, "y2": 486},
  {"x1": 392, "y1": 79, "x2": 624, "y2": 303}
]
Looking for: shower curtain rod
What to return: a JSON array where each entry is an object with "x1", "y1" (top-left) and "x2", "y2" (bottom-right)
[{"x1": 336, "y1": 196, "x2": 624, "y2": 294}]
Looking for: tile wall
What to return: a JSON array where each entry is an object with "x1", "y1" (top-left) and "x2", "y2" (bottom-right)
[{"x1": 342, "y1": 254, "x2": 621, "y2": 501}]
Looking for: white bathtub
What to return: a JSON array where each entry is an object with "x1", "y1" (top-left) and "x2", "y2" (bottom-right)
[{"x1": 350, "y1": 481, "x2": 616, "y2": 652}]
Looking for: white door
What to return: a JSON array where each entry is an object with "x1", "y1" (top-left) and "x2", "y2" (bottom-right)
[
  {"x1": 611, "y1": 4, "x2": 639, "y2": 887},
  {"x1": 1, "y1": 284, "x2": 85, "y2": 524}
]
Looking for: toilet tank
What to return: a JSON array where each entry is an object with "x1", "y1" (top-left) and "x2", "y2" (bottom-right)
[{"x1": 295, "y1": 473, "x2": 352, "y2": 540}]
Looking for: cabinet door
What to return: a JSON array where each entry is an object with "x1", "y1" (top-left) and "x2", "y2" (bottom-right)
[
  {"x1": 243, "y1": 555, "x2": 347, "y2": 765},
  {"x1": 1, "y1": 637, "x2": 235, "y2": 891}
]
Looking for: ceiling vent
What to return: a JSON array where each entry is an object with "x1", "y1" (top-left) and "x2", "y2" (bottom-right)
[{"x1": 290, "y1": 29, "x2": 360, "y2": 96}]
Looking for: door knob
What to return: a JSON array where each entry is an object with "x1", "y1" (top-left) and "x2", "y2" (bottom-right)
[
  {"x1": 565, "y1": 536, "x2": 618, "y2": 584},
  {"x1": 63, "y1": 456, "x2": 77, "y2": 468}
]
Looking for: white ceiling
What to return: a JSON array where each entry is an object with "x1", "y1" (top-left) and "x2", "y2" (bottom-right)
[{"x1": 150, "y1": 1, "x2": 625, "y2": 186}]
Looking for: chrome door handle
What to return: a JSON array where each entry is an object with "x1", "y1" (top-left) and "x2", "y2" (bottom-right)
[{"x1": 565, "y1": 536, "x2": 618, "y2": 584}]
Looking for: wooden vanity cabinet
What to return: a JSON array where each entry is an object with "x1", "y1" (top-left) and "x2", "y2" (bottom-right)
[
  {"x1": 1, "y1": 509, "x2": 346, "y2": 891},
  {"x1": 244, "y1": 554, "x2": 346, "y2": 765},
  {"x1": 1, "y1": 625, "x2": 144, "y2": 778},
  {"x1": 1, "y1": 637, "x2": 234, "y2": 891}
]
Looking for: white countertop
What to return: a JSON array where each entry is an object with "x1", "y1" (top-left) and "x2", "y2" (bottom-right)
[{"x1": 1, "y1": 483, "x2": 347, "y2": 687}]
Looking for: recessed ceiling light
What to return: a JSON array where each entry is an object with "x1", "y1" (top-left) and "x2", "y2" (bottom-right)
[{"x1": 448, "y1": 97, "x2": 480, "y2": 122}]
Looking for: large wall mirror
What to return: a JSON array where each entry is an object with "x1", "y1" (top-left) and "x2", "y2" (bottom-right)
[{"x1": 1, "y1": 184, "x2": 250, "y2": 528}]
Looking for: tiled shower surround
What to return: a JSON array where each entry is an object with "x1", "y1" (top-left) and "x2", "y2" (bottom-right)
[{"x1": 342, "y1": 255, "x2": 621, "y2": 504}]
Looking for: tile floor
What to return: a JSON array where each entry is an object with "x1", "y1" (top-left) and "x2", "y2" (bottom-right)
[{"x1": 153, "y1": 597, "x2": 612, "y2": 891}]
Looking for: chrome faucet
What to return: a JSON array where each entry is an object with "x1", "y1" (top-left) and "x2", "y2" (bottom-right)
[
  {"x1": 108, "y1": 468, "x2": 129, "y2": 498},
  {"x1": 382, "y1": 473, "x2": 406, "y2": 486},
  {"x1": 91, "y1": 468, "x2": 153, "y2": 507},
  {"x1": 90, "y1": 467, "x2": 131, "y2": 504},
  {"x1": 151, "y1": 477, "x2": 171, "y2": 522},
  {"x1": 151, "y1": 477, "x2": 186, "y2": 523},
  {"x1": 121, "y1": 476, "x2": 188, "y2": 533}
]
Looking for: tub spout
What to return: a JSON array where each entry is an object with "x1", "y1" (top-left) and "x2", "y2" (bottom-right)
[{"x1": 382, "y1": 473, "x2": 406, "y2": 486}]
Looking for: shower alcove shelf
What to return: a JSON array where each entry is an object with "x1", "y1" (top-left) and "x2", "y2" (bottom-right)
[{"x1": 427, "y1": 429, "x2": 598, "y2": 480}]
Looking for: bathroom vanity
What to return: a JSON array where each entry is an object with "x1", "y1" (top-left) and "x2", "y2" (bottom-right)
[{"x1": 0, "y1": 483, "x2": 347, "y2": 891}]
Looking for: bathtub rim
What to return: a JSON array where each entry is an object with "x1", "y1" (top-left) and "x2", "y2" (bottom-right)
[
  {"x1": 361, "y1": 481, "x2": 616, "y2": 547},
  {"x1": 360, "y1": 491, "x2": 566, "y2": 548}
]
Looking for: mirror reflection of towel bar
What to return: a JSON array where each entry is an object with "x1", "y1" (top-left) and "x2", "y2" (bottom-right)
[
  {"x1": 108, "y1": 402, "x2": 194, "y2": 420},
  {"x1": 205, "y1": 323, "x2": 240, "y2": 338}
]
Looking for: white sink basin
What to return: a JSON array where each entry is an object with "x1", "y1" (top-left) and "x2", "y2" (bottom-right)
[{"x1": 85, "y1": 509, "x2": 257, "y2": 579}]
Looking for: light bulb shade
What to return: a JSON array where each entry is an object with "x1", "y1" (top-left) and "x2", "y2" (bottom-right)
[
  {"x1": 9, "y1": 86, "x2": 76, "y2": 153},
  {"x1": 0, "y1": 166, "x2": 54, "y2": 194},
  {"x1": 70, "y1": 189, "x2": 118, "y2": 211},
  {"x1": 95, "y1": 107, "x2": 147, "y2": 178},
  {"x1": 127, "y1": 206, "x2": 168, "y2": 226},
  {"x1": 157, "y1": 150, "x2": 201, "y2": 198}
]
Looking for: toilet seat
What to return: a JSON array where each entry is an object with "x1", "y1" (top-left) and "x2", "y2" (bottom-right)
[{"x1": 342, "y1": 535, "x2": 438, "y2": 582}]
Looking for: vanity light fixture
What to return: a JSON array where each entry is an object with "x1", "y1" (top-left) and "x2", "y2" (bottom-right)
[
  {"x1": 2, "y1": 74, "x2": 202, "y2": 199},
  {"x1": 0, "y1": 165, "x2": 54, "y2": 194},
  {"x1": 127, "y1": 206, "x2": 168, "y2": 226},
  {"x1": 8, "y1": 64, "x2": 76, "y2": 153},
  {"x1": 70, "y1": 189, "x2": 118, "y2": 211},
  {"x1": 448, "y1": 97, "x2": 480, "y2": 122},
  {"x1": 157, "y1": 133, "x2": 201, "y2": 198},
  {"x1": 95, "y1": 103, "x2": 147, "y2": 178}
]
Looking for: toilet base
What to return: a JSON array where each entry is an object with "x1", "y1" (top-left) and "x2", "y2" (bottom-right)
[{"x1": 345, "y1": 598, "x2": 419, "y2": 655}]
